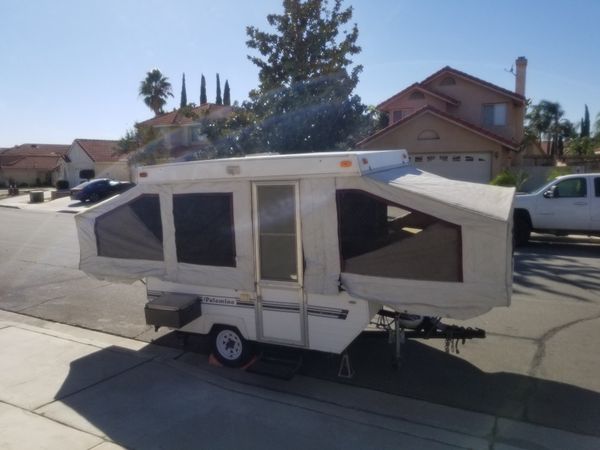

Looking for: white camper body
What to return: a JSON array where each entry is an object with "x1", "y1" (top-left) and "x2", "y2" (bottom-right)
[{"x1": 75, "y1": 150, "x2": 514, "y2": 356}]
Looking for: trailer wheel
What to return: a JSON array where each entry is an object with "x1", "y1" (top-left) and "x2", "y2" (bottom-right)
[
  {"x1": 514, "y1": 214, "x2": 531, "y2": 247},
  {"x1": 211, "y1": 326, "x2": 252, "y2": 368}
]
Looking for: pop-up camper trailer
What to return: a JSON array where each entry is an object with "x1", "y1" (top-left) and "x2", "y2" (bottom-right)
[{"x1": 75, "y1": 150, "x2": 514, "y2": 367}]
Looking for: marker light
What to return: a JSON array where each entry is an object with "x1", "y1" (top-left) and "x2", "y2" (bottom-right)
[{"x1": 340, "y1": 160, "x2": 353, "y2": 168}]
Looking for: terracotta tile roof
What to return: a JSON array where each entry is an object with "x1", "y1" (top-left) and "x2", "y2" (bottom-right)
[
  {"x1": 0, "y1": 155, "x2": 63, "y2": 171},
  {"x1": 377, "y1": 83, "x2": 460, "y2": 110},
  {"x1": 74, "y1": 139, "x2": 126, "y2": 163},
  {"x1": 1, "y1": 143, "x2": 70, "y2": 156},
  {"x1": 420, "y1": 66, "x2": 526, "y2": 103},
  {"x1": 0, "y1": 143, "x2": 70, "y2": 171},
  {"x1": 137, "y1": 103, "x2": 233, "y2": 128},
  {"x1": 357, "y1": 105, "x2": 519, "y2": 150}
]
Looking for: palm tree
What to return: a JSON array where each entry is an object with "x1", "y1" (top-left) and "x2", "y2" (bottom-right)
[{"x1": 139, "y1": 69, "x2": 173, "y2": 116}]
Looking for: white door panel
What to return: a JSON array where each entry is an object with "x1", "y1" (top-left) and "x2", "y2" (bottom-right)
[
  {"x1": 534, "y1": 177, "x2": 590, "y2": 230},
  {"x1": 253, "y1": 182, "x2": 306, "y2": 346}
]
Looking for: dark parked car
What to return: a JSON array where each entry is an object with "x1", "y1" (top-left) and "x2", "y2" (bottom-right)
[{"x1": 70, "y1": 178, "x2": 135, "y2": 203}]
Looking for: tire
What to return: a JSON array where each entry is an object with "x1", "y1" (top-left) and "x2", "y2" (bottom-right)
[
  {"x1": 514, "y1": 214, "x2": 531, "y2": 247},
  {"x1": 89, "y1": 192, "x2": 101, "y2": 203},
  {"x1": 211, "y1": 326, "x2": 253, "y2": 367}
]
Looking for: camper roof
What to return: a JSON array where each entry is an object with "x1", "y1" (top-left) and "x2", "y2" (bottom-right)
[{"x1": 137, "y1": 150, "x2": 409, "y2": 184}]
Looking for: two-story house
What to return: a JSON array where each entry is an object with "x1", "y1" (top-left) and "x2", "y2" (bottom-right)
[
  {"x1": 359, "y1": 57, "x2": 530, "y2": 183},
  {"x1": 135, "y1": 103, "x2": 233, "y2": 160}
]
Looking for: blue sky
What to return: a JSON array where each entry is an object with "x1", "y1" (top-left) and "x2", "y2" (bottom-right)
[{"x1": 1, "y1": 0, "x2": 598, "y2": 147}]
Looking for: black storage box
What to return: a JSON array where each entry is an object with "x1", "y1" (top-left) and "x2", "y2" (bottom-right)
[{"x1": 145, "y1": 293, "x2": 201, "y2": 330}]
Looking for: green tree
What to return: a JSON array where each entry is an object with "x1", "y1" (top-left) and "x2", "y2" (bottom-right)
[
  {"x1": 180, "y1": 73, "x2": 188, "y2": 108},
  {"x1": 139, "y1": 69, "x2": 173, "y2": 116},
  {"x1": 525, "y1": 100, "x2": 575, "y2": 157},
  {"x1": 223, "y1": 80, "x2": 231, "y2": 106},
  {"x1": 200, "y1": 74, "x2": 207, "y2": 105},
  {"x1": 216, "y1": 73, "x2": 222, "y2": 105},
  {"x1": 245, "y1": 0, "x2": 366, "y2": 153}
]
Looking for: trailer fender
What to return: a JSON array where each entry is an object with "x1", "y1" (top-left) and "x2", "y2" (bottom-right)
[{"x1": 204, "y1": 315, "x2": 252, "y2": 341}]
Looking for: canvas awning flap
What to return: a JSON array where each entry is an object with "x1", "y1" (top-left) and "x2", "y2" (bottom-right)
[{"x1": 333, "y1": 166, "x2": 514, "y2": 319}]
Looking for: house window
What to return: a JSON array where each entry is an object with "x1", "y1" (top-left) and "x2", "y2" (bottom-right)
[
  {"x1": 336, "y1": 190, "x2": 462, "y2": 282},
  {"x1": 173, "y1": 193, "x2": 236, "y2": 267},
  {"x1": 483, "y1": 103, "x2": 507, "y2": 126},
  {"x1": 553, "y1": 178, "x2": 587, "y2": 198},
  {"x1": 409, "y1": 91, "x2": 425, "y2": 100},
  {"x1": 440, "y1": 76, "x2": 456, "y2": 86},
  {"x1": 392, "y1": 109, "x2": 414, "y2": 123},
  {"x1": 417, "y1": 129, "x2": 440, "y2": 140},
  {"x1": 96, "y1": 195, "x2": 163, "y2": 261},
  {"x1": 190, "y1": 126, "x2": 204, "y2": 143}
]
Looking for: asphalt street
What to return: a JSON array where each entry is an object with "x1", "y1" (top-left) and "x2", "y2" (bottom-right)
[{"x1": 1, "y1": 205, "x2": 599, "y2": 441}]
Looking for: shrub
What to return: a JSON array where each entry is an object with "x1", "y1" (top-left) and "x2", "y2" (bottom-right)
[
  {"x1": 546, "y1": 166, "x2": 572, "y2": 181},
  {"x1": 490, "y1": 169, "x2": 529, "y2": 190},
  {"x1": 56, "y1": 179, "x2": 70, "y2": 190}
]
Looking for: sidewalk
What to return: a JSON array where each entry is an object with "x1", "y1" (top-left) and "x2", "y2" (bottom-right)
[
  {"x1": 0, "y1": 310, "x2": 598, "y2": 450},
  {"x1": 0, "y1": 191, "x2": 87, "y2": 213}
]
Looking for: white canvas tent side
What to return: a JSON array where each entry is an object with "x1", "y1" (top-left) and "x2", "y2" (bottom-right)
[{"x1": 75, "y1": 150, "x2": 514, "y2": 354}]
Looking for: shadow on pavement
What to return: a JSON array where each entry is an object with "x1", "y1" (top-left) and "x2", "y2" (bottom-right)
[
  {"x1": 52, "y1": 335, "x2": 600, "y2": 446},
  {"x1": 300, "y1": 334, "x2": 600, "y2": 438},
  {"x1": 52, "y1": 344, "x2": 458, "y2": 450},
  {"x1": 514, "y1": 240, "x2": 600, "y2": 301}
]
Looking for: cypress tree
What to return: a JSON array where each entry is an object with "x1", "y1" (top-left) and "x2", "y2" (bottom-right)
[
  {"x1": 180, "y1": 73, "x2": 187, "y2": 108},
  {"x1": 200, "y1": 74, "x2": 207, "y2": 105},
  {"x1": 216, "y1": 73, "x2": 222, "y2": 105},
  {"x1": 223, "y1": 80, "x2": 231, "y2": 106},
  {"x1": 582, "y1": 104, "x2": 590, "y2": 137}
]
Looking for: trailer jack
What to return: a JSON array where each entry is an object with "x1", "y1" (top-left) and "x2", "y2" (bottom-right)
[{"x1": 374, "y1": 310, "x2": 486, "y2": 367}]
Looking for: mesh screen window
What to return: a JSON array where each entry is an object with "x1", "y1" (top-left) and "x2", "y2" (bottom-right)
[
  {"x1": 173, "y1": 193, "x2": 236, "y2": 267},
  {"x1": 336, "y1": 190, "x2": 462, "y2": 282},
  {"x1": 96, "y1": 195, "x2": 163, "y2": 261}
]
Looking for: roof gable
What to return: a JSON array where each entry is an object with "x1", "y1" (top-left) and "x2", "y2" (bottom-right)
[
  {"x1": 377, "y1": 83, "x2": 460, "y2": 110},
  {"x1": 74, "y1": 139, "x2": 125, "y2": 163},
  {"x1": 358, "y1": 105, "x2": 518, "y2": 150},
  {"x1": 421, "y1": 66, "x2": 525, "y2": 103}
]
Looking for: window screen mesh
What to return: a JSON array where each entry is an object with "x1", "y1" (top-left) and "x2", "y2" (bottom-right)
[
  {"x1": 337, "y1": 190, "x2": 462, "y2": 282},
  {"x1": 173, "y1": 193, "x2": 236, "y2": 267},
  {"x1": 96, "y1": 195, "x2": 163, "y2": 260}
]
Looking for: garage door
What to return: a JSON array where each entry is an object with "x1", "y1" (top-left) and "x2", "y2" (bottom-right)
[{"x1": 409, "y1": 152, "x2": 492, "y2": 184}]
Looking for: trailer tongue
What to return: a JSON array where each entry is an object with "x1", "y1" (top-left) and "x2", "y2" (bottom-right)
[{"x1": 75, "y1": 150, "x2": 513, "y2": 370}]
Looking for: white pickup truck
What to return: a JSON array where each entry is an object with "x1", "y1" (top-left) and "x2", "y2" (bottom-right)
[{"x1": 513, "y1": 173, "x2": 600, "y2": 245}]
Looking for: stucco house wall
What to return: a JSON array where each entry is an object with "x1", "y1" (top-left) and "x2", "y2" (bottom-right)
[
  {"x1": 63, "y1": 141, "x2": 94, "y2": 187},
  {"x1": 360, "y1": 113, "x2": 509, "y2": 177},
  {"x1": 421, "y1": 76, "x2": 524, "y2": 143},
  {"x1": 94, "y1": 161, "x2": 130, "y2": 181}
]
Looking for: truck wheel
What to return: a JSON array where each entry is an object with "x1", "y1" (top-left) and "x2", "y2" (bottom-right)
[
  {"x1": 211, "y1": 326, "x2": 253, "y2": 368},
  {"x1": 514, "y1": 215, "x2": 531, "y2": 247}
]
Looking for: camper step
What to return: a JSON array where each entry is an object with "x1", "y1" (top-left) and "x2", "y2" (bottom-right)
[{"x1": 245, "y1": 351, "x2": 303, "y2": 380}]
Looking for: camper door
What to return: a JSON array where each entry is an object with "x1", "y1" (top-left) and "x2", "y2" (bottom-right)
[{"x1": 252, "y1": 182, "x2": 307, "y2": 346}]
